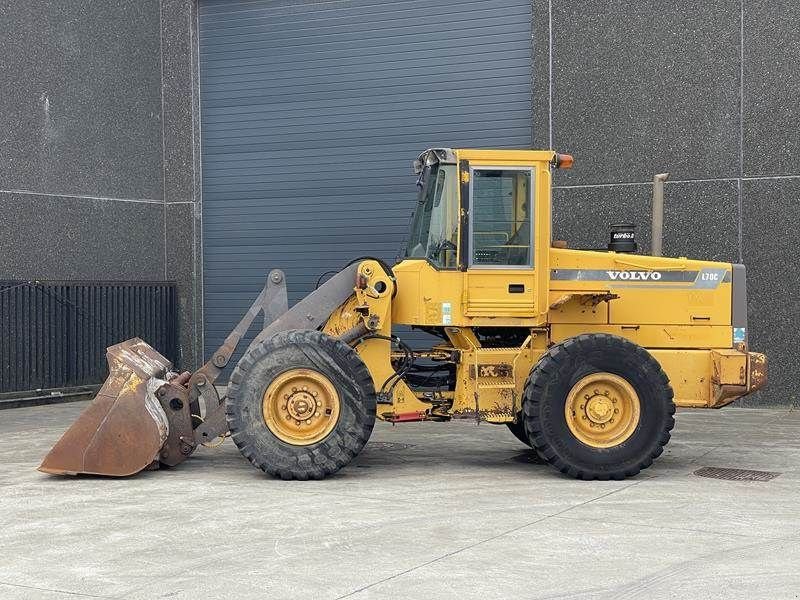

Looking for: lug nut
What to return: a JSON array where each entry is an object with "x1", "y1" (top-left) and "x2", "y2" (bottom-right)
[{"x1": 305, "y1": 419, "x2": 311, "y2": 424}]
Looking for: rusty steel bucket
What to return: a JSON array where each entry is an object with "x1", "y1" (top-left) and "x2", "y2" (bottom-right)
[{"x1": 39, "y1": 339, "x2": 174, "y2": 476}]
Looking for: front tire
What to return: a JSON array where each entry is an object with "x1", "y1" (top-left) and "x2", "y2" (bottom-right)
[
  {"x1": 226, "y1": 329, "x2": 376, "y2": 480},
  {"x1": 523, "y1": 334, "x2": 675, "y2": 480}
]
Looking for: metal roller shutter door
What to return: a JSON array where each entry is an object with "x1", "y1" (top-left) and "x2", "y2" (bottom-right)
[{"x1": 199, "y1": 0, "x2": 533, "y2": 360}]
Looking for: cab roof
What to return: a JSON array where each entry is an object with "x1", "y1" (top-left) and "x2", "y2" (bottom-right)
[{"x1": 415, "y1": 148, "x2": 558, "y2": 172}]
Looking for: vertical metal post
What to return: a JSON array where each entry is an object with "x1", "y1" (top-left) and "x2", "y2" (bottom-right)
[{"x1": 651, "y1": 173, "x2": 669, "y2": 256}]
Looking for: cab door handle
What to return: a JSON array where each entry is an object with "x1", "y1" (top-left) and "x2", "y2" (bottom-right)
[{"x1": 508, "y1": 284, "x2": 525, "y2": 293}]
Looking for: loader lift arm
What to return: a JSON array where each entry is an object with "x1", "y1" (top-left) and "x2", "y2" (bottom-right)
[
  {"x1": 186, "y1": 268, "x2": 290, "y2": 448},
  {"x1": 191, "y1": 264, "x2": 361, "y2": 445}
]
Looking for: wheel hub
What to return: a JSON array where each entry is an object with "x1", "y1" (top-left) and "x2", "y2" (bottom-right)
[
  {"x1": 262, "y1": 369, "x2": 340, "y2": 445},
  {"x1": 285, "y1": 390, "x2": 317, "y2": 421},
  {"x1": 585, "y1": 393, "x2": 614, "y2": 424},
  {"x1": 565, "y1": 373, "x2": 640, "y2": 448}
]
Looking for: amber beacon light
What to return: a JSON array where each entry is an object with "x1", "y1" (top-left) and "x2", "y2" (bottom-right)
[{"x1": 554, "y1": 153, "x2": 574, "y2": 169}]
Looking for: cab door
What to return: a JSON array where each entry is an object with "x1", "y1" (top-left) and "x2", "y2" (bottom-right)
[{"x1": 462, "y1": 165, "x2": 538, "y2": 318}]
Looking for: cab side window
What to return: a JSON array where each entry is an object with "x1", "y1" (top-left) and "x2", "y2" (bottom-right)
[{"x1": 470, "y1": 168, "x2": 533, "y2": 267}]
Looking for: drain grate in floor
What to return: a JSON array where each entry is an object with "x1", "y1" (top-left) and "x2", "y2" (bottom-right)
[
  {"x1": 366, "y1": 442, "x2": 415, "y2": 451},
  {"x1": 693, "y1": 466, "x2": 781, "y2": 482}
]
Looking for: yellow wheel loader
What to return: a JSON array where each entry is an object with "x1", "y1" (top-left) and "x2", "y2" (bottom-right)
[{"x1": 39, "y1": 148, "x2": 767, "y2": 481}]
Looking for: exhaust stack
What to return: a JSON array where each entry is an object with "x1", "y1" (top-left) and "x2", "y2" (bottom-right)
[{"x1": 651, "y1": 172, "x2": 670, "y2": 256}]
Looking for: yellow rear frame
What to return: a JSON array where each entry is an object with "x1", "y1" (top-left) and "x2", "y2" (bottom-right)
[{"x1": 323, "y1": 149, "x2": 766, "y2": 423}]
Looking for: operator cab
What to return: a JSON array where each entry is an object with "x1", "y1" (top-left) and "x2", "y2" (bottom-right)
[{"x1": 406, "y1": 148, "x2": 570, "y2": 272}]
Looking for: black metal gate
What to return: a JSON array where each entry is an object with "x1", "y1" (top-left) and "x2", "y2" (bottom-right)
[{"x1": 0, "y1": 281, "x2": 177, "y2": 396}]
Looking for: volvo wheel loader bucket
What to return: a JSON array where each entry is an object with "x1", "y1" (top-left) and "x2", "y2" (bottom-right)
[{"x1": 39, "y1": 339, "x2": 172, "y2": 476}]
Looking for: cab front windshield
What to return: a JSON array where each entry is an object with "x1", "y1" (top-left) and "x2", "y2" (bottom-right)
[{"x1": 405, "y1": 163, "x2": 458, "y2": 268}]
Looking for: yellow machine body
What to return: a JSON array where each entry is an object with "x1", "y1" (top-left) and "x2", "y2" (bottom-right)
[
  {"x1": 41, "y1": 146, "x2": 767, "y2": 480},
  {"x1": 322, "y1": 148, "x2": 766, "y2": 424}
]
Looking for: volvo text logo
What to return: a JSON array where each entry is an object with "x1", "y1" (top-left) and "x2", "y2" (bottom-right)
[{"x1": 606, "y1": 271, "x2": 662, "y2": 281}]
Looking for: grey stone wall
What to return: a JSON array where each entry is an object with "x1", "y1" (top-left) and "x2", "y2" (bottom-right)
[
  {"x1": 1, "y1": 0, "x2": 795, "y2": 407},
  {"x1": 0, "y1": 0, "x2": 201, "y2": 371},
  {"x1": 533, "y1": 0, "x2": 798, "y2": 406}
]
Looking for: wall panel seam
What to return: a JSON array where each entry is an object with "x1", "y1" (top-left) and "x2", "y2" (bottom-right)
[
  {"x1": 554, "y1": 175, "x2": 800, "y2": 190},
  {"x1": 159, "y1": 0, "x2": 168, "y2": 280},
  {"x1": 737, "y1": 0, "x2": 745, "y2": 263},
  {"x1": 0, "y1": 189, "x2": 164, "y2": 203}
]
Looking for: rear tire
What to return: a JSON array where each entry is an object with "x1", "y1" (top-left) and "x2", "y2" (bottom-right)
[
  {"x1": 226, "y1": 329, "x2": 376, "y2": 480},
  {"x1": 523, "y1": 334, "x2": 675, "y2": 480}
]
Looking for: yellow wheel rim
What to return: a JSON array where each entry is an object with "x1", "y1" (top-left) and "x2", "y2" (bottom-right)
[
  {"x1": 564, "y1": 372, "x2": 640, "y2": 448},
  {"x1": 262, "y1": 369, "x2": 340, "y2": 446}
]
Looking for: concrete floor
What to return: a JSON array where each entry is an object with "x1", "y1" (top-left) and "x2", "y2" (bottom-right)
[{"x1": 0, "y1": 403, "x2": 798, "y2": 600}]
